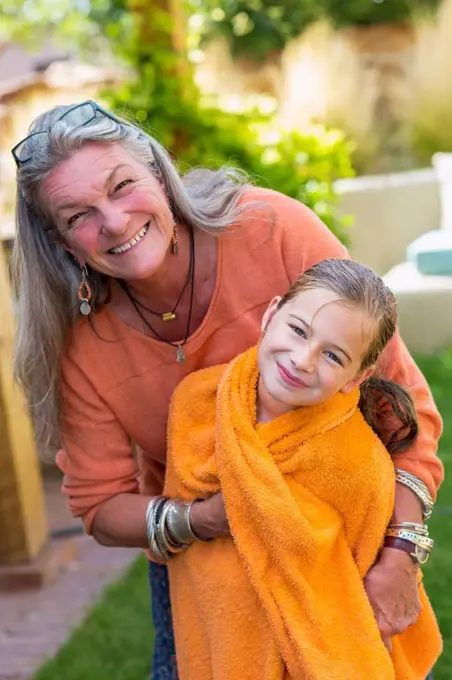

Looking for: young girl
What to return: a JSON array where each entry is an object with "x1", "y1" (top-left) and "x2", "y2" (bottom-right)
[{"x1": 162, "y1": 259, "x2": 441, "y2": 680}]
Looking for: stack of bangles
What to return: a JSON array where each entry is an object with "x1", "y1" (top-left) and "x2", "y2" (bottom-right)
[
  {"x1": 145, "y1": 496, "x2": 207, "y2": 563},
  {"x1": 146, "y1": 469, "x2": 435, "y2": 565},
  {"x1": 383, "y1": 469, "x2": 435, "y2": 565}
]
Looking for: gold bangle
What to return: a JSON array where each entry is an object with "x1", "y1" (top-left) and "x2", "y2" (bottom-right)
[{"x1": 385, "y1": 528, "x2": 434, "y2": 551}]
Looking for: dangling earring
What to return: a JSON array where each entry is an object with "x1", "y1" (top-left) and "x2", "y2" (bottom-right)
[
  {"x1": 171, "y1": 224, "x2": 179, "y2": 255},
  {"x1": 78, "y1": 265, "x2": 93, "y2": 316}
]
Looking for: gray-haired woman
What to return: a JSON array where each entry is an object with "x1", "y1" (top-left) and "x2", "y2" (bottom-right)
[{"x1": 11, "y1": 101, "x2": 442, "y2": 678}]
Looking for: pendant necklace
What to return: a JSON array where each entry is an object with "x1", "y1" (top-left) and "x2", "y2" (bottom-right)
[
  {"x1": 124, "y1": 234, "x2": 192, "y2": 323},
  {"x1": 119, "y1": 227, "x2": 195, "y2": 363}
]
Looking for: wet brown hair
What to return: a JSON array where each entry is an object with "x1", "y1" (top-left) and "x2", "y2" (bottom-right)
[{"x1": 277, "y1": 258, "x2": 418, "y2": 454}]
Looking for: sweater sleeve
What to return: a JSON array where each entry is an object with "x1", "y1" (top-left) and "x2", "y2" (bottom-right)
[
  {"x1": 56, "y1": 354, "x2": 140, "y2": 534},
  {"x1": 276, "y1": 195, "x2": 443, "y2": 497}
]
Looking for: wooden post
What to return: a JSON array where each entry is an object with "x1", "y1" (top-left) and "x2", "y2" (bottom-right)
[{"x1": 0, "y1": 243, "x2": 48, "y2": 565}]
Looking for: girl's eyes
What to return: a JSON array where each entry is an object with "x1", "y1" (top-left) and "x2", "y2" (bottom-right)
[
  {"x1": 325, "y1": 351, "x2": 343, "y2": 366},
  {"x1": 289, "y1": 324, "x2": 306, "y2": 338},
  {"x1": 289, "y1": 324, "x2": 344, "y2": 366}
]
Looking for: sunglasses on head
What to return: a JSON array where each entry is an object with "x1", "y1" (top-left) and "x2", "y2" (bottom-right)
[{"x1": 11, "y1": 100, "x2": 123, "y2": 167}]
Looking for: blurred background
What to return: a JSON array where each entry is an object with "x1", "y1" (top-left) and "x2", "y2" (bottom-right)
[{"x1": 0, "y1": 0, "x2": 451, "y2": 678}]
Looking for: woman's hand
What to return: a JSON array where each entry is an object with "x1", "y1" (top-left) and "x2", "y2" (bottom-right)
[
  {"x1": 189, "y1": 492, "x2": 231, "y2": 541},
  {"x1": 364, "y1": 546, "x2": 421, "y2": 651}
]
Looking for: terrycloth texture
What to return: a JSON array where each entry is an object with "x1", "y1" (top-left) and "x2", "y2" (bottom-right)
[{"x1": 165, "y1": 347, "x2": 442, "y2": 680}]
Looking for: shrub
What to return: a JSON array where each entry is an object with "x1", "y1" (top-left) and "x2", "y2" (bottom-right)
[
  {"x1": 321, "y1": 0, "x2": 441, "y2": 27},
  {"x1": 198, "y1": 0, "x2": 441, "y2": 60},
  {"x1": 105, "y1": 0, "x2": 354, "y2": 244},
  {"x1": 109, "y1": 80, "x2": 354, "y2": 242}
]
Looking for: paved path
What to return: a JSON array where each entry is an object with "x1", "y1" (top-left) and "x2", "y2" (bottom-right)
[
  {"x1": 0, "y1": 470, "x2": 139, "y2": 680},
  {"x1": 0, "y1": 535, "x2": 139, "y2": 680}
]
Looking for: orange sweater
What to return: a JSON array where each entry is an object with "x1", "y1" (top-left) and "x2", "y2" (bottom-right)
[{"x1": 56, "y1": 188, "x2": 443, "y2": 532}]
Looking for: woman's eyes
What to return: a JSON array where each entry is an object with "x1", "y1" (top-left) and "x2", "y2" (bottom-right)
[
  {"x1": 64, "y1": 180, "x2": 135, "y2": 228},
  {"x1": 66, "y1": 212, "x2": 87, "y2": 228},
  {"x1": 114, "y1": 178, "x2": 134, "y2": 193}
]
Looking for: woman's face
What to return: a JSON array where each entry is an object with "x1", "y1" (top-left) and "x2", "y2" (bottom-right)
[
  {"x1": 258, "y1": 287, "x2": 374, "y2": 418},
  {"x1": 41, "y1": 142, "x2": 174, "y2": 281}
]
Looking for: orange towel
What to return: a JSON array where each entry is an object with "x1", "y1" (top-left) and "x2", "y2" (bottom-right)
[{"x1": 165, "y1": 347, "x2": 442, "y2": 680}]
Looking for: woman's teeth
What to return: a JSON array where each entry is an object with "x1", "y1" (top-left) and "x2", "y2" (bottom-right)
[{"x1": 109, "y1": 224, "x2": 149, "y2": 254}]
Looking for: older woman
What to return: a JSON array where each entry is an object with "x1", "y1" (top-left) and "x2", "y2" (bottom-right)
[{"x1": 12, "y1": 101, "x2": 442, "y2": 679}]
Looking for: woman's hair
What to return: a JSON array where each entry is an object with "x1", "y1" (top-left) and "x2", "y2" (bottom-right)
[
  {"x1": 12, "y1": 102, "x2": 250, "y2": 453},
  {"x1": 278, "y1": 258, "x2": 418, "y2": 454}
]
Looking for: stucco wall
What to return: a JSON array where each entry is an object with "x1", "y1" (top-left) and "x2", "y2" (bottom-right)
[{"x1": 336, "y1": 168, "x2": 441, "y2": 274}]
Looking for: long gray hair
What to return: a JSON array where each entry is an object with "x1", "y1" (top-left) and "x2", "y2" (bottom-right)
[{"x1": 12, "y1": 102, "x2": 249, "y2": 454}]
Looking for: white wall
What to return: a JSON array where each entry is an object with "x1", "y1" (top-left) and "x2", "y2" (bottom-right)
[{"x1": 336, "y1": 168, "x2": 441, "y2": 274}]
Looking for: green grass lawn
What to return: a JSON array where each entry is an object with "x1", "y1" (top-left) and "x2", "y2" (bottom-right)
[
  {"x1": 417, "y1": 350, "x2": 452, "y2": 678},
  {"x1": 34, "y1": 555, "x2": 153, "y2": 680},
  {"x1": 34, "y1": 351, "x2": 452, "y2": 680}
]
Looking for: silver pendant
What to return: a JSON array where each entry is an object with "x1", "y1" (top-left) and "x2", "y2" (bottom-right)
[
  {"x1": 176, "y1": 345, "x2": 185, "y2": 363},
  {"x1": 80, "y1": 300, "x2": 91, "y2": 316}
]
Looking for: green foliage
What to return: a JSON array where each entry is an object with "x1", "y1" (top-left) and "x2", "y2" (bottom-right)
[
  {"x1": 112, "y1": 89, "x2": 354, "y2": 242},
  {"x1": 0, "y1": 0, "x2": 109, "y2": 53},
  {"x1": 106, "y1": 2, "x2": 353, "y2": 243},
  {"x1": 320, "y1": 0, "x2": 442, "y2": 28},
  {"x1": 1, "y1": 0, "x2": 354, "y2": 243},
  {"x1": 196, "y1": 0, "x2": 320, "y2": 60},
  {"x1": 411, "y1": 119, "x2": 452, "y2": 167},
  {"x1": 409, "y1": 95, "x2": 452, "y2": 167},
  {"x1": 197, "y1": 0, "x2": 441, "y2": 61}
]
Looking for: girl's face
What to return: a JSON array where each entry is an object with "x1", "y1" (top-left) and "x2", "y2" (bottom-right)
[
  {"x1": 257, "y1": 287, "x2": 374, "y2": 419},
  {"x1": 41, "y1": 141, "x2": 174, "y2": 282}
]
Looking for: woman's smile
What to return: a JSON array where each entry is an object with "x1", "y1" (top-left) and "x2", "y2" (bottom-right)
[{"x1": 108, "y1": 222, "x2": 150, "y2": 255}]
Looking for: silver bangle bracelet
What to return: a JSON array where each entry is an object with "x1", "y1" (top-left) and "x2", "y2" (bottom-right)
[
  {"x1": 155, "y1": 499, "x2": 188, "y2": 557},
  {"x1": 145, "y1": 496, "x2": 170, "y2": 563},
  {"x1": 145, "y1": 496, "x2": 165, "y2": 549},
  {"x1": 395, "y1": 469, "x2": 434, "y2": 520},
  {"x1": 166, "y1": 499, "x2": 199, "y2": 545},
  {"x1": 154, "y1": 499, "x2": 174, "y2": 560}
]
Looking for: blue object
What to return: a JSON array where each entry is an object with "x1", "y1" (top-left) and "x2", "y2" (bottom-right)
[
  {"x1": 148, "y1": 562, "x2": 179, "y2": 680},
  {"x1": 407, "y1": 229, "x2": 452, "y2": 276}
]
